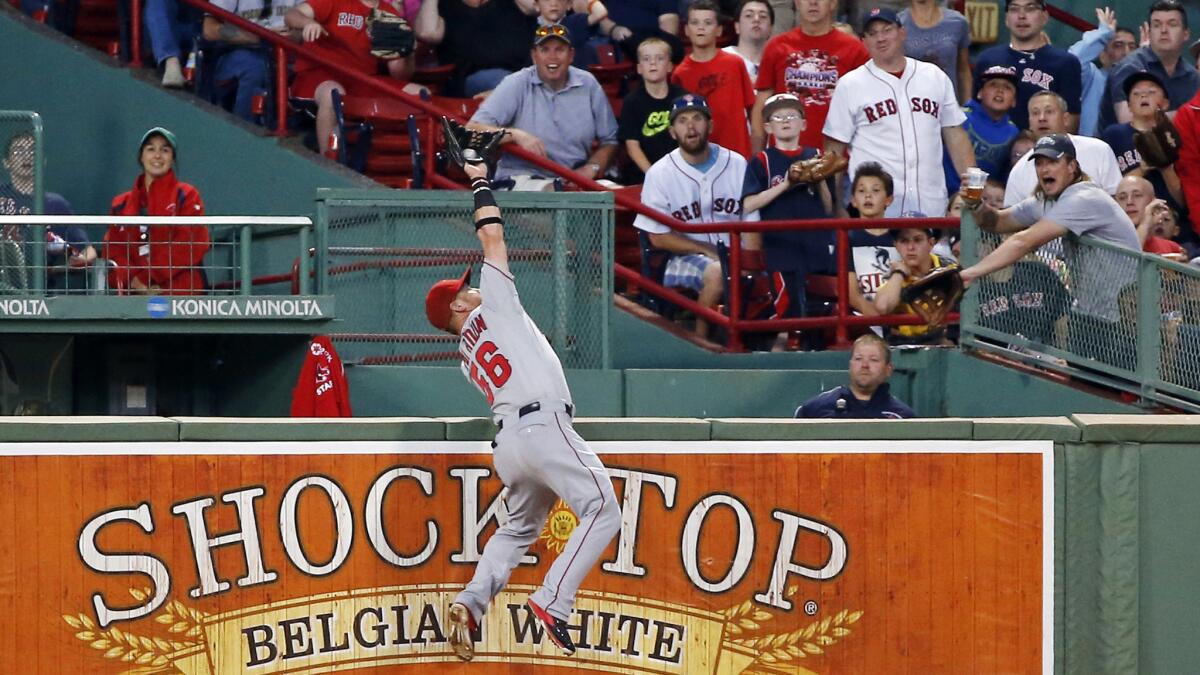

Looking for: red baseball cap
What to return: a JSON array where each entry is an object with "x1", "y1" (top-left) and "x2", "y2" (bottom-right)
[{"x1": 425, "y1": 266, "x2": 472, "y2": 332}]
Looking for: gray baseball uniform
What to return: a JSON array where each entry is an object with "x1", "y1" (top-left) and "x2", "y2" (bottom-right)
[{"x1": 453, "y1": 262, "x2": 621, "y2": 623}]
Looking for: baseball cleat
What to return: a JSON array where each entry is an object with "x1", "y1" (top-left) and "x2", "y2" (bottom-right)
[
  {"x1": 526, "y1": 599, "x2": 576, "y2": 656},
  {"x1": 447, "y1": 603, "x2": 477, "y2": 662}
]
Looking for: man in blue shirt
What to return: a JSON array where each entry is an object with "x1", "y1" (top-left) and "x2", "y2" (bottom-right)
[
  {"x1": 468, "y1": 23, "x2": 619, "y2": 189},
  {"x1": 973, "y1": 0, "x2": 1082, "y2": 131},
  {"x1": 794, "y1": 334, "x2": 915, "y2": 419},
  {"x1": 1103, "y1": 0, "x2": 1200, "y2": 130}
]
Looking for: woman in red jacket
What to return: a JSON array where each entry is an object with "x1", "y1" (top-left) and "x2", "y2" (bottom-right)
[{"x1": 105, "y1": 127, "x2": 210, "y2": 295}]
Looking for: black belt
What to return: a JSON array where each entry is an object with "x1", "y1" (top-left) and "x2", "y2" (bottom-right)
[{"x1": 496, "y1": 401, "x2": 573, "y2": 430}]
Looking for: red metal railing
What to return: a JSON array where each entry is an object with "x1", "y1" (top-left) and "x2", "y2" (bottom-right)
[{"x1": 622, "y1": 215, "x2": 960, "y2": 351}]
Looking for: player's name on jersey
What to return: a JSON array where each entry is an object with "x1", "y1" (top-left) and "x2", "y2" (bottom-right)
[{"x1": 0, "y1": 295, "x2": 334, "y2": 320}]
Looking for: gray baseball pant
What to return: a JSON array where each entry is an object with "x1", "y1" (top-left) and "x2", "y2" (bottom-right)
[{"x1": 454, "y1": 409, "x2": 621, "y2": 622}]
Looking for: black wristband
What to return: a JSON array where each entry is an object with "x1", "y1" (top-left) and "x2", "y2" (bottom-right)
[
  {"x1": 475, "y1": 215, "x2": 503, "y2": 231},
  {"x1": 473, "y1": 182, "x2": 496, "y2": 211}
]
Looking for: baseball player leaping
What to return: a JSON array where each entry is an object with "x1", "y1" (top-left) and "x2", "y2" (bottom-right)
[{"x1": 424, "y1": 159, "x2": 621, "y2": 662}]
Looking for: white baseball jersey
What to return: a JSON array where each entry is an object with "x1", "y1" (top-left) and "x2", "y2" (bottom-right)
[
  {"x1": 823, "y1": 57, "x2": 966, "y2": 217},
  {"x1": 633, "y1": 144, "x2": 759, "y2": 243},
  {"x1": 1002, "y1": 134, "x2": 1122, "y2": 207},
  {"x1": 458, "y1": 262, "x2": 570, "y2": 419}
]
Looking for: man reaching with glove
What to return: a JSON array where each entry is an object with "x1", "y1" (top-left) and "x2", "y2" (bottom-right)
[{"x1": 873, "y1": 226, "x2": 958, "y2": 345}]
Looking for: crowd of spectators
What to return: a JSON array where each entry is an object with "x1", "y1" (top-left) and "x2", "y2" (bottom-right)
[{"x1": 12, "y1": 0, "x2": 1200, "y2": 358}]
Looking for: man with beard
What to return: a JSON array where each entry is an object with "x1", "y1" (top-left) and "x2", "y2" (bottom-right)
[
  {"x1": 794, "y1": 333, "x2": 915, "y2": 418},
  {"x1": 972, "y1": 0, "x2": 1082, "y2": 131},
  {"x1": 961, "y1": 134, "x2": 1140, "y2": 368},
  {"x1": 1003, "y1": 90, "x2": 1121, "y2": 206},
  {"x1": 634, "y1": 94, "x2": 758, "y2": 339}
]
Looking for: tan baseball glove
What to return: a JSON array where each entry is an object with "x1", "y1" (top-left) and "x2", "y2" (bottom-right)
[
  {"x1": 787, "y1": 152, "x2": 849, "y2": 185},
  {"x1": 900, "y1": 264, "x2": 964, "y2": 326}
]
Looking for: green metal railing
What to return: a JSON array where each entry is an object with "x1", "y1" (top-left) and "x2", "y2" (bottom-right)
[
  {"x1": 314, "y1": 189, "x2": 614, "y2": 369},
  {"x1": 960, "y1": 211, "x2": 1200, "y2": 412}
]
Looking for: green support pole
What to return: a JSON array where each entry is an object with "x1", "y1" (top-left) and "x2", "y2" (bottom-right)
[
  {"x1": 29, "y1": 112, "x2": 44, "y2": 292},
  {"x1": 1136, "y1": 255, "x2": 1162, "y2": 402},
  {"x1": 552, "y1": 210, "x2": 568, "y2": 357},
  {"x1": 239, "y1": 225, "x2": 252, "y2": 296},
  {"x1": 299, "y1": 225, "x2": 311, "y2": 295}
]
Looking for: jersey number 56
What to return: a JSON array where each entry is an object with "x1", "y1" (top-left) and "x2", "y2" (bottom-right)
[{"x1": 469, "y1": 341, "x2": 512, "y2": 405}]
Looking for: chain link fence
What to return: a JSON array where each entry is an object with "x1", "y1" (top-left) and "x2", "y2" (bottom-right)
[
  {"x1": 315, "y1": 189, "x2": 613, "y2": 369},
  {"x1": 0, "y1": 111, "x2": 44, "y2": 292},
  {"x1": 960, "y1": 213, "x2": 1200, "y2": 412}
]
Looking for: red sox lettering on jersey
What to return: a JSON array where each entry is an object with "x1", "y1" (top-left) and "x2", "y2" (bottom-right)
[
  {"x1": 336, "y1": 12, "x2": 365, "y2": 29},
  {"x1": 633, "y1": 145, "x2": 759, "y2": 243},
  {"x1": 823, "y1": 57, "x2": 965, "y2": 218},
  {"x1": 1021, "y1": 67, "x2": 1055, "y2": 90},
  {"x1": 458, "y1": 264, "x2": 571, "y2": 418}
]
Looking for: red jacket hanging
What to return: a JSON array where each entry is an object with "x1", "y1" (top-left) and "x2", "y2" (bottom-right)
[
  {"x1": 106, "y1": 170, "x2": 210, "y2": 294},
  {"x1": 291, "y1": 336, "x2": 353, "y2": 417}
]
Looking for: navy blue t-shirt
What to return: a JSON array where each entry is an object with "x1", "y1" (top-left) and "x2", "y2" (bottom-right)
[
  {"x1": 1101, "y1": 121, "x2": 1189, "y2": 220},
  {"x1": 973, "y1": 44, "x2": 1083, "y2": 130},
  {"x1": 741, "y1": 147, "x2": 834, "y2": 273},
  {"x1": 606, "y1": 0, "x2": 676, "y2": 33}
]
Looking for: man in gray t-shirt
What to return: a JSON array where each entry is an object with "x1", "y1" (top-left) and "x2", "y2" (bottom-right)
[{"x1": 959, "y1": 134, "x2": 1141, "y2": 366}]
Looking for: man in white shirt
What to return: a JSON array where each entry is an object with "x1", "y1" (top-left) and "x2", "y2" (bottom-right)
[{"x1": 1003, "y1": 90, "x2": 1122, "y2": 206}]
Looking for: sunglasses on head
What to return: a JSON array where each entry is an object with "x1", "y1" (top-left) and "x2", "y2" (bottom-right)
[{"x1": 535, "y1": 24, "x2": 569, "y2": 38}]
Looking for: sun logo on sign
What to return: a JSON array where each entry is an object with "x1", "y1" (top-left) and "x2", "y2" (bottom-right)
[{"x1": 537, "y1": 500, "x2": 577, "y2": 554}]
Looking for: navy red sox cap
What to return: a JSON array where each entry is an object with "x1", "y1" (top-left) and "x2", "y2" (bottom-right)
[
  {"x1": 1028, "y1": 133, "x2": 1076, "y2": 161},
  {"x1": 862, "y1": 7, "x2": 902, "y2": 32},
  {"x1": 669, "y1": 94, "x2": 712, "y2": 122},
  {"x1": 425, "y1": 266, "x2": 472, "y2": 332},
  {"x1": 1122, "y1": 69, "x2": 1167, "y2": 98}
]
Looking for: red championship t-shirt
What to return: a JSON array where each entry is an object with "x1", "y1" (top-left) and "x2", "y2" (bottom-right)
[
  {"x1": 755, "y1": 28, "x2": 868, "y2": 149},
  {"x1": 672, "y1": 50, "x2": 756, "y2": 158},
  {"x1": 293, "y1": 0, "x2": 402, "y2": 96}
]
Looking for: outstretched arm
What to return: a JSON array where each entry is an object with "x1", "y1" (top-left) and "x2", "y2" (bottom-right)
[{"x1": 464, "y1": 162, "x2": 510, "y2": 275}]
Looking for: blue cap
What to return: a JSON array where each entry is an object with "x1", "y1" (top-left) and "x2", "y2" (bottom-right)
[
  {"x1": 1028, "y1": 133, "x2": 1076, "y2": 161},
  {"x1": 669, "y1": 94, "x2": 711, "y2": 122},
  {"x1": 862, "y1": 7, "x2": 902, "y2": 32}
]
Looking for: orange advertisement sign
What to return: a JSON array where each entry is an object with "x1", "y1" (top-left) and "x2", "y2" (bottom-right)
[{"x1": 0, "y1": 440, "x2": 1052, "y2": 674}]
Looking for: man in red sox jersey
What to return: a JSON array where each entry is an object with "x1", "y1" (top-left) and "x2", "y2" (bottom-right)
[
  {"x1": 425, "y1": 161, "x2": 621, "y2": 662},
  {"x1": 823, "y1": 8, "x2": 976, "y2": 217}
]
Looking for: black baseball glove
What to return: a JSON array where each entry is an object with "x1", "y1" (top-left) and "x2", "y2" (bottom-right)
[
  {"x1": 900, "y1": 264, "x2": 964, "y2": 326},
  {"x1": 367, "y1": 10, "x2": 415, "y2": 59},
  {"x1": 441, "y1": 117, "x2": 507, "y2": 168},
  {"x1": 1134, "y1": 109, "x2": 1182, "y2": 169}
]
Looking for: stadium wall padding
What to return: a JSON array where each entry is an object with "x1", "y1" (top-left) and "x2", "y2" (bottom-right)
[
  {"x1": 0, "y1": 10, "x2": 373, "y2": 217},
  {"x1": 2, "y1": 414, "x2": 1199, "y2": 673}
]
